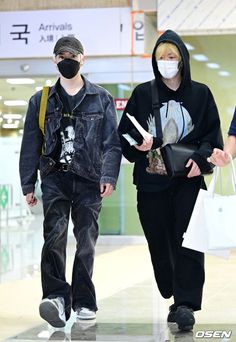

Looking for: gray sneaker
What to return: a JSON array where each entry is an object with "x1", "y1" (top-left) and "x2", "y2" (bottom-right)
[
  {"x1": 76, "y1": 307, "x2": 96, "y2": 320},
  {"x1": 39, "y1": 297, "x2": 66, "y2": 327}
]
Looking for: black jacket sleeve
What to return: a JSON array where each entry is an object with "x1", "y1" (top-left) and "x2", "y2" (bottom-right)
[
  {"x1": 118, "y1": 86, "x2": 162, "y2": 163},
  {"x1": 19, "y1": 95, "x2": 43, "y2": 195},
  {"x1": 190, "y1": 88, "x2": 223, "y2": 173},
  {"x1": 117, "y1": 90, "x2": 148, "y2": 163}
]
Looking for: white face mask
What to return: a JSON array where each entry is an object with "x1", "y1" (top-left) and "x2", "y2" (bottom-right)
[{"x1": 157, "y1": 60, "x2": 179, "y2": 79}]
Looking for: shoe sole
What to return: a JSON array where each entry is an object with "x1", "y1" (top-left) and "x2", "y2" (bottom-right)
[
  {"x1": 77, "y1": 314, "x2": 96, "y2": 320},
  {"x1": 39, "y1": 300, "x2": 66, "y2": 328},
  {"x1": 178, "y1": 324, "x2": 194, "y2": 331}
]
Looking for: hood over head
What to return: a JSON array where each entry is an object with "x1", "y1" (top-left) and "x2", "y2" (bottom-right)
[{"x1": 152, "y1": 30, "x2": 191, "y2": 86}]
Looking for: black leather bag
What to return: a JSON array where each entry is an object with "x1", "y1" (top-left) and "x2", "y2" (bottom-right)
[{"x1": 160, "y1": 143, "x2": 198, "y2": 178}]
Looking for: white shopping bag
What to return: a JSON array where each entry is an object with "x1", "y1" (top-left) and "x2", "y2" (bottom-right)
[
  {"x1": 203, "y1": 161, "x2": 236, "y2": 250},
  {"x1": 182, "y1": 187, "x2": 230, "y2": 259},
  {"x1": 204, "y1": 195, "x2": 236, "y2": 250}
]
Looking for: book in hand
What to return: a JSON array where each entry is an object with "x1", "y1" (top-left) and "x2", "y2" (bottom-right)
[{"x1": 122, "y1": 113, "x2": 153, "y2": 145}]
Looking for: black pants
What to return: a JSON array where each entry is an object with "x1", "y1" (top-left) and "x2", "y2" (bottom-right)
[
  {"x1": 137, "y1": 177, "x2": 205, "y2": 311},
  {"x1": 41, "y1": 171, "x2": 102, "y2": 320}
]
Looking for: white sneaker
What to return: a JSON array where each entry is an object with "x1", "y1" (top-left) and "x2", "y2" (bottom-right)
[
  {"x1": 39, "y1": 297, "x2": 66, "y2": 327},
  {"x1": 76, "y1": 307, "x2": 96, "y2": 320}
]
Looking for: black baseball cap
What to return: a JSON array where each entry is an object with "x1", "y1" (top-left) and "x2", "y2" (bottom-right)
[{"x1": 53, "y1": 36, "x2": 84, "y2": 56}]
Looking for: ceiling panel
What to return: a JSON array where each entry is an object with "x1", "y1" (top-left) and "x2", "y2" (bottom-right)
[
  {"x1": 0, "y1": 34, "x2": 235, "y2": 136},
  {"x1": 158, "y1": 0, "x2": 236, "y2": 35}
]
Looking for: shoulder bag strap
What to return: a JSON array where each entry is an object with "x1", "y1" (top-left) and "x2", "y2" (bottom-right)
[
  {"x1": 39, "y1": 86, "x2": 50, "y2": 136},
  {"x1": 150, "y1": 79, "x2": 163, "y2": 141}
]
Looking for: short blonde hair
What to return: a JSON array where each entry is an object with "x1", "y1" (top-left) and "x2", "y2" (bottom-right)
[{"x1": 155, "y1": 42, "x2": 181, "y2": 61}]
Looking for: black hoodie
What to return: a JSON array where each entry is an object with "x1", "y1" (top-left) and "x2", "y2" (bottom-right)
[{"x1": 118, "y1": 30, "x2": 223, "y2": 192}]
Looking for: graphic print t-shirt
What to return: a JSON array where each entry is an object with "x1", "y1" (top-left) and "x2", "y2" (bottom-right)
[
  {"x1": 58, "y1": 85, "x2": 85, "y2": 164},
  {"x1": 145, "y1": 99, "x2": 194, "y2": 175}
]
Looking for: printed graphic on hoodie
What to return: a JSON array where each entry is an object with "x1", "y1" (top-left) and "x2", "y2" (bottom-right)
[{"x1": 146, "y1": 100, "x2": 194, "y2": 175}]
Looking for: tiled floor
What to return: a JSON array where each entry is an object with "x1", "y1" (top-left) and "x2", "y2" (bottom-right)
[{"x1": 1, "y1": 214, "x2": 236, "y2": 341}]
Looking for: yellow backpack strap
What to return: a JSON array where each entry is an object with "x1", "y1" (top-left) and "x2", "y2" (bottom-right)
[{"x1": 39, "y1": 86, "x2": 50, "y2": 135}]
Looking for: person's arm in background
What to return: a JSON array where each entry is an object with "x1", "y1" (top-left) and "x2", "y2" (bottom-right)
[
  {"x1": 224, "y1": 135, "x2": 236, "y2": 158},
  {"x1": 208, "y1": 136, "x2": 236, "y2": 166},
  {"x1": 208, "y1": 107, "x2": 236, "y2": 166}
]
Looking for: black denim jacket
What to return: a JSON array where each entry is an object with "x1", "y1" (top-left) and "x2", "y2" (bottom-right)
[{"x1": 19, "y1": 77, "x2": 122, "y2": 195}]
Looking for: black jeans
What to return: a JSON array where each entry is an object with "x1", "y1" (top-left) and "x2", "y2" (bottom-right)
[
  {"x1": 41, "y1": 171, "x2": 102, "y2": 320},
  {"x1": 137, "y1": 177, "x2": 205, "y2": 311}
]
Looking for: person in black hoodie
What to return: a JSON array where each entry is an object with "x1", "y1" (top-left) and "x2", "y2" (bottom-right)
[{"x1": 118, "y1": 30, "x2": 223, "y2": 331}]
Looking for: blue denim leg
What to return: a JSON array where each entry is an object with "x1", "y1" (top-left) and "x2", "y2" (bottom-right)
[
  {"x1": 71, "y1": 176, "x2": 102, "y2": 312},
  {"x1": 40, "y1": 171, "x2": 101, "y2": 320},
  {"x1": 41, "y1": 171, "x2": 72, "y2": 320}
]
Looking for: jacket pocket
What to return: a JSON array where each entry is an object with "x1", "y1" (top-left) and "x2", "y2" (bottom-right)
[
  {"x1": 76, "y1": 112, "x2": 103, "y2": 138},
  {"x1": 39, "y1": 155, "x2": 56, "y2": 178}
]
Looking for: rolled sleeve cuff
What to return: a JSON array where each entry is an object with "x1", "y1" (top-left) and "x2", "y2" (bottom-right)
[
  {"x1": 100, "y1": 176, "x2": 117, "y2": 189},
  {"x1": 22, "y1": 184, "x2": 35, "y2": 196}
]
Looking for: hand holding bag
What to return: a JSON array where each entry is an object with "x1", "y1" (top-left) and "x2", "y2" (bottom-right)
[{"x1": 160, "y1": 143, "x2": 198, "y2": 178}]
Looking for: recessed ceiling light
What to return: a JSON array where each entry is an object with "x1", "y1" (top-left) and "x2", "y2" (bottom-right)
[
  {"x1": 4, "y1": 100, "x2": 28, "y2": 106},
  {"x1": 2, "y1": 113, "x2": 23, "y2": 119},
  {"x1": 6, "y1": 78, "x2": 35, "y2": 85},
  {"x1": 192, "y1": 54, "x2": 208, "y2": 62},
  {"x1": 2, "y1": 123, "x2": 19, "y2": 129},
  {"x1": 35, "y1": 86, "x2": 43, "y2": 91},
  {"x1": 206, "y1": 63, "x2": 220, "y2": 69},
  {"x1": 218, "y1": 70, "x2": 230, "y2": 77}
]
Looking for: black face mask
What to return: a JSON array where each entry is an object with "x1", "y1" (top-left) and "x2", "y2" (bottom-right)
[{"x1": 57, "y1": 58, "x2": 80, "y2": 79}]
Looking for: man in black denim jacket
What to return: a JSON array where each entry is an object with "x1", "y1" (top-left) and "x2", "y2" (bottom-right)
[{"x1": 19, "y1": 36, "x2": 121, "y2": 327}]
